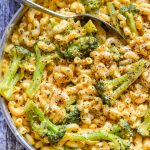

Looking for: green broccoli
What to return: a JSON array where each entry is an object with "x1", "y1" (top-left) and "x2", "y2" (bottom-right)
[
  {"x1": 26, "y1": 41, "x2": 58, "y2": 98},
  {"x1": 64, "y1": 131, "x2": 130, "y2": 150},
  {"x1": 61, "y1": 95, "x2": 80, "y2": 125},
  {"x1": 1, "y1": 72, "x2": 21, "y2": 100},
  {"x1": 96, "y1": 59, "x2": 150, "y2": 105},
  {"x1": 110, "y1": 119, "x2": 133, "y2": 139},
  {"x1": 63, "y1": 105, "x2": 80, "y2": 125},
  {"x1": 83, "y1": 20, "x2": 97, "y2": 33},
  {"x1": 119, "y1": 4, "x2": 139, "y2": 35},
  {"x1": 19, "y1": 52, "x2": 36, "y2": 72},
  {"x1": 0, "y1": 46, "x2": 30, "y2": 100},
  {"x1": 80, "y1": 0, "x2": 101, "y2": 12},
  {"x1": 25, "y1": 100, "x2": 65, "y2": 143},
  {"x1": 107, "y1": 2, "x2": 122, "y2": 33},
  {"x1": 25, "y1": 101, "x2": 130, "y2": 149},
  {"x1": 109, "y1": 46, "x2": 121, "y2": 61},
  {"x1": 137, "y1": 107, "x2": 150, "y2": 137},
  {"x1": 62, "y1": 36, "x2": 98, "y2": 59}
]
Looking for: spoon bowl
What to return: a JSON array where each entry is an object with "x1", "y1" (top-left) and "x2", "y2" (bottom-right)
[{"x1": 16, "y1": 0, "x2": 126, "y2": 40}]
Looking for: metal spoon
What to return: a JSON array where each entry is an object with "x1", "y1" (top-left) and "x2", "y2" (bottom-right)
[{"x1": 16, "y1": 0, "x2": 125, "y2": 40}]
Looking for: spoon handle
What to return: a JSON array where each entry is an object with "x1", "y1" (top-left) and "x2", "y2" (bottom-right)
[
  {"x1": 15, "y1": 0, "x2": 126, "y2": 41},
  {"x1": 15, "y1": 0, "x2": 73, "y2": 19}
]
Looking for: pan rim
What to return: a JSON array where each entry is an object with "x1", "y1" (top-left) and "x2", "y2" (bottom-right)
[{"x1": 0, "y1": 5, "x2": 35, "y2": 150}]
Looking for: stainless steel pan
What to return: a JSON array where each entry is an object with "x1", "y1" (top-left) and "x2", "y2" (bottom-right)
[{"x1": 0, "y1": 5, "x2": 35, "y2": 150}]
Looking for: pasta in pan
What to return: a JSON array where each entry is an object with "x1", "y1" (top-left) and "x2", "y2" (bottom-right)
[{"x1": 0, "y1": 0, "x2": 150, "y2": 150}]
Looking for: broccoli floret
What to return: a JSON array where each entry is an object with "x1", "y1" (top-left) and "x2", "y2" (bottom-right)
[
  {"x1": 107, "y1": 2, "x2": 122, "y2": 33},
  {"x1": 25, "y1": 100, "x2": 65, "y2": 143},
  {"x1": 119, "y1": 4, "x2": 139, "y2": 35},
  {"x1": 62, "y1": 95, "x2": 80, "y2": 125},
  {"x1": 26, "y1": 41, "x2": 58, "y2": 98},
  {"x1": 63, "y1": 105, "x2": 80, "y2": 125},
  {"x1": 96, "y1": 59, "x2": 150, "y2": 105},
  {"x1": 110, "y1": 119, "x2": 133, "y2": 139},
  {"x1": 62, "y1": 36, "x2": 98, "y2": 59},
  {"x1": 80, "y1": 0, "x2": 101, "y2": 12},
  {"x1": 0, "y1": 46, "x2": 30, "y2": 100},
  {"x1": 137, "y1": 107, "x2": 150, "y2": 137},
  {"x1": 128, "y1": 4, "x2": 139, "y2": 13},
  {"x1": 109, "y1": 46, "x2": 121, "y2": 61},
  {"x1": 64, "y1": 46, "x2": 81, "y2": 59},
  {"x1": 26, "y1": 101, "x2": 130, "y2": 149}
]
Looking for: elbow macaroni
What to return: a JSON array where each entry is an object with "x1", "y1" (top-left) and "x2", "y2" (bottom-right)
[{"x1": 0, "y1": 0, "x2": 150, "y2": 149}]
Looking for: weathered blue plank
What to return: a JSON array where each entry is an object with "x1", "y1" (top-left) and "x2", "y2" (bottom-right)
[{"x1": 0, "y1": 0, "x2": 25, "y2": 149}]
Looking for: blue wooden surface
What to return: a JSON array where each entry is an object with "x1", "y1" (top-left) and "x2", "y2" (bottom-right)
[{"x1": 0, "y1": 0, "x2": 25, "y2": 149}]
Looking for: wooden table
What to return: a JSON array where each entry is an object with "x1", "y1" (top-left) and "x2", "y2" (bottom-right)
[{"x1": 0, "y1": 0, "x2": 25, "y2": 149}]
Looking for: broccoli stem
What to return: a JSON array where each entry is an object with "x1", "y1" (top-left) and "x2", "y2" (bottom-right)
[
  {"x1": 97, "y1": 73, "x2": 132, "y2": 93},
  {"x1": 138, "y1": 121, "x2": 150, "y2": 137},
  {"x1": 26, "y1": 47, "x2": 57, "y2": 98},
  {"x1": 65, "y1": 131, "x2": 130, "y2": 150},
  {"x1": 96, "y1": 59, "x2": 150, "y2": 105},
  {"x1": 110, "y1": 125, "x2": 122, "y2": 135},
  {"x1": 107, "y1": 2, "x2": 121, "y2": 33},
  {"x1": 67, "y1": 131, "x2": 116, "y2": 141},
  {"x1": 108, "y1": 73, "x2": 129, "y2": 89},
  {"x1": 25, "y1": 101, "x2": 65, "y2": 143},
  {"x1": 137, "y1": 107, "x2": 150, "y2": 136},
  {"x1": 2, "y1": 73, "x2": 21, "y2": 100},
  {"x1": 1, "y1": 56, "x2": 20, "y2": 91},
  {"x1": 119, "y1": 4, "x2": 139, "y2": 35},
  {"x1": 125, "y1": 12, "x2": 138, "y2": 35},
  {"x1": 112, "y1": 59, "x2": 149, "y2": 100},
  {"x1": 0, "y1": 46, "x2": 30, "y2": 100},
  {"x1": 25, "y1": 100, "x2": 60, "y2": 133},
  {"x1": 26, "y1": 48, "x2": 46, "y2": 98}
]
